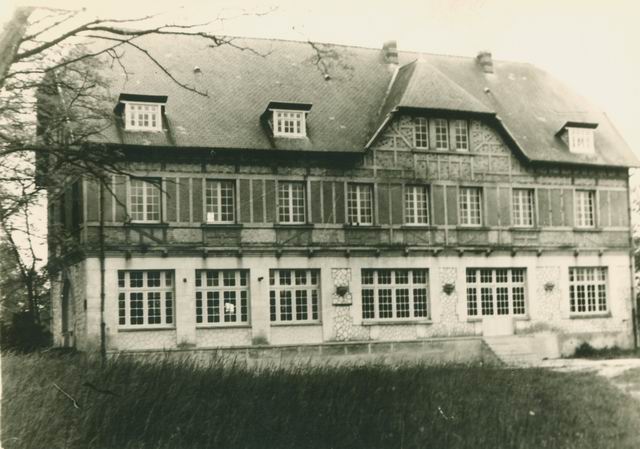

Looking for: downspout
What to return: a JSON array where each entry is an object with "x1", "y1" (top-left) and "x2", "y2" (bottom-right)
[
  {"x1": 626, "y1": 170, "x2": 638, "y2": 349},
  {"x1": 99, "y1": 181, "x2": 107, "y2": 364}
]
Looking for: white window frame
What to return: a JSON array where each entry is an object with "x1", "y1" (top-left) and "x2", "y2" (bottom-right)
[
  {"x1": 205, "y1": 180, "x2": 235, "y2": 224},
  {"x1": 278, "y1": 181, "x2": 306, "y2": 224},
  {"x1": 567, "y1": 127, "x2": 595, "y2": 154},
  {"x1": 269, "y1": 269, "x2": 320, "y2": 324},
  {"x1": 404, "y1": 185, "x2": 430, "y2": 225},
  {"x1": 124, "y1": 102, "x2": 162, "y2": 132},
  {"x1": 414, "y1": 118, "x2": 429, "y2": 149},
  {"x1": 434, "y1": 118, "x2": 449, "y2": 150},
  {"x1": 575, "y1": 190, "x2": 596, "y2": 228},
  {"x1": 195, "y1": 270, "x2": 250, "y2": 326},
  {"x1": 347, "y1": 183, "x2": 374, "y2": 225},
  {"x1": 459, "y1": 187, "x2": 482, "y2": 227},
  {"x1": 466, "y1": 268, "x2": 527, "y2": 318},
  {"x1": 272, "y1": 109, "x2": 306, "y2": 138},
  {"x1": 451, "y1": 119, "x2": 469, "y2": 151},
  {"x1": 117, "y1": 270, "x2": 174, "y2": 328},
  {"x1": 361, "y1": 269, "x2": 430, "y2": 321},
  {"x1": 129, "y1": 178, "x2": 161, "y2": 223},
  {"x1": 569, "y1": 267, "x2": 608, "y2": 315},
  {"x1": 512, "y1": 188, "x2": 535, "y2": 227}
]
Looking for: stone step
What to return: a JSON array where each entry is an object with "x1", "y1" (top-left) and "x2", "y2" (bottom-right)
[{"x1": 483, "y1": 335, "x2": 546, "y2": 367}]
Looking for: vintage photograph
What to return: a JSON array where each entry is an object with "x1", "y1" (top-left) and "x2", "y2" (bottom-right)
[{"x1": 1, "y1": 0, "x2": 640, "y2": 448}]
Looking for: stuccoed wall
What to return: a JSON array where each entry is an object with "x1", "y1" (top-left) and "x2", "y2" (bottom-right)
[{"x1": 74, "y1": 250, "x2": 633, "y2": 352}]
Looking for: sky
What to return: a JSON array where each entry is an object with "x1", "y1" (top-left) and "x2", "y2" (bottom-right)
[{"x1": 1, "y1": 0, "x2": 640, "y2": 262}]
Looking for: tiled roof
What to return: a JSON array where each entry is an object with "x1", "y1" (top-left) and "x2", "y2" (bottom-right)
[{"x1": 92, "y1": 35, "x2": 637, "y2": 167}]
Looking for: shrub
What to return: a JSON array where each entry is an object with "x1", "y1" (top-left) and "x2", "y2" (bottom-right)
[{"x1": 0, "y1": 311, "x2": 51, "y2": 352}]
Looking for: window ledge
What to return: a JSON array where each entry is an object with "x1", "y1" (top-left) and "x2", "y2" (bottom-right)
[
  {"x1": 273, "y1": 223, "x2": 314, "y2": 229},
  {"x1": 569, "y1": 312, "x2": 611, "y2": 319},
  {"x1": 362, "y1": 319, "x2": 432, "y2": 326},
  {"x1": 125, "y1": 222, "x2": 169, "y2": 228},
  {"x1": 401, "y1": 225, "x2": 436, "y2": 230},
  {"x1": 201, "y1": 223, "x2": 243, "y2": 229},
  {"x1": 343, "y1": 224, "x2": 381, "y2": 229},
  {"x1": 466, "y1": 316, "x2": 530, "y2": 323},
  {"x1": 510, "y1": 227, "x2": 541, "y2": 232},
  {"x1": 573, "y1": 227, "x2": 602, "y2": 233},
  {"x1": 270, "y1": 322, "x2": 322, "y2": 327},
  {"x1": 196, "y1": 324, "x2": 251, "y2": 329},
  {"x1": 456, "y1": 225, "x2": 490, "y2": 231},
  {"x1": 118, "y1": 326, "x2": 176, "y2": 332}
]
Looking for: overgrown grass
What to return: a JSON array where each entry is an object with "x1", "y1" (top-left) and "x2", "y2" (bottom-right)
[
  {"x1": 3, "y1": 351, "x2": 640, "y2": 449},
  {"x1": 571, "y1": 342, "x2": 640, "y2": 359}
]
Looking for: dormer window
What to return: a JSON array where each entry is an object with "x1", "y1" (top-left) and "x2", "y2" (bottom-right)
[
  {"x1": 558, "y1": 122, "x2": 598, "y2": 155},
  {"x1": 262, "y1": 101, "x2": 312, "y2": 139},
  {"x1": 116, "y1": 94, "x2": 167, "y2": 132},
  {"x1": 568, "y1": 127, "x2": 594, "y2": 154},
  {"x1": 125, "y1": 103, "x2": 162, "y2": 131},
  {"x1": 273, "y1": 110, "x2": 305, "y2": 137}
]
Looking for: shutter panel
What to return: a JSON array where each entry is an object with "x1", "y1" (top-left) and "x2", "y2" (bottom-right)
[
  {"x1": 239, "y1": 179, "x2": 251, "y2": 223},
  {"x1": 265, "y1": 180, "x2": 276, "y2": 223},
  {"x1": 537, "y1": 189, "x2": 551, "y2": 227},
  {"x1": 192, "y1": 178, "x2": 203, "y2": 223},
  {"x1": 322, "y1": 181, "x2": 334, "y2": 223},
  {"x1": 64, "y1": 186, "x2": 73, "y2": 229},
  {"x1": 103, "y1": 177, "x2": 113, "y2": 222},
  {"x1": 598, "y1": 191, "x2": 610, "y2": 227},
  {"x1": 165, "y1": 177, "x2": 177, "y2": 222},
  {"x1": 485, "y1": 186, "x2": 499, "y2": 227},
  {"x1": 390, "y1": 184, "x2": 403, "y2": 224},
  {"x1": 432, "y1": 185, "x2": 446, "y2": 225},
  {"x1": 252, "y1": 179, "x2": 264, "y2": 223},
  {"x1": 178, "y1": 177, "x2": 190, "y2": 222},
  {"x1": 550, "y1": 189, "x2": 563, "y2": 226},
  {"x1": 563, "y1": 189, "x2": 574, "y2": 227},
  {"x1": 377, "y1": 183, "x2": 390, "y2": 225},
  {"x1": 611, "y1": 191, "x2": 629, "y2": 227},
  {"x1": 115, "y1": 176, "x2": 127, "y2": 222},
  {"x1": 85, "y1": 178, "x2": 100, "y2": 221},
  {"x1": 334, "y1": 182, "x2": 345, "y2": 224},
  {"x1": 445, "y1": 185, "x2": 458, "y2": 225},
  {"x1": 498, "y1": 187, "x2": 511, "y2": 227},
  {"x1": 310, "y1": 181, "x2": 322, "y2": 224}
]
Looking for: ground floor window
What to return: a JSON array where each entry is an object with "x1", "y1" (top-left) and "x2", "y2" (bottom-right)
[
  {"x1": 361, "y1": 269, "x2": 429, "y2": 320},
  {"x1": 117, "y1": 270, "x2": 174, "y2": 327},
  {"x1": 269, "y1": 269, "x2": 320, "y2": 323},
  {"x1": 569, "y1": 267, "x2": 607, "y2": 314},
  {"x1": 466, "y1": 268, "x2": 526, "y2": 317},
  {"x1": 195, "y1": 270, "x2": 249, "y2": 325}
]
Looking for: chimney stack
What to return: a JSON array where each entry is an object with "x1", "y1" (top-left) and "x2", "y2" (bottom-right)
[
  {"x1": 382, "y1": 40, "x2": 398, "y2": 65},
  {"x1": 476, "y1": 50, "x2": 493, "y2": 73}
]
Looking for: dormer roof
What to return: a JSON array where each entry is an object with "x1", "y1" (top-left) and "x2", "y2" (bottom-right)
[{"x1": 85, "y1": 35, "x2": 636, "y2": 168}]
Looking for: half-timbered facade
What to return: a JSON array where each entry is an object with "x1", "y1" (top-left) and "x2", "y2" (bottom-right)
[{"x1": 45, "y1": 37, "x2": 638, "y2": 356}]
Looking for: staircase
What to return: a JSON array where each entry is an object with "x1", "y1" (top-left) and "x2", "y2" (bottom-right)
[{"x1": 484, "y1": 335, "x2": 555, "y2": 367}]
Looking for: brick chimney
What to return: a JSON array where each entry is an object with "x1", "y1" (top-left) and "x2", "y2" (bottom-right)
[
  {"x1": 476, "y1": 50, "x2": 493, "y2": 73},
  {"x1": 382, "y1": 40, "x2": 398, "y2": 65}
]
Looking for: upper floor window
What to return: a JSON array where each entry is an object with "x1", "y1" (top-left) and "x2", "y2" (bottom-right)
[
  {"x1": 512, "y1": 189, "x2": 534, "y2": 227},
  {"x1": 125, "y1": 103, "x2": 162, "y2": 131},
  {"x1": 414, "y1": 118, "x2": 429, "y2": 149},
  {"x1": 569, "y1": 267, "x2": 607, "y2": 315},
  {"x1": 451, "y1": 120, "x2": 469, "y2": 151},
  {"x1": 434, "y1": 119, "x2": 449, "y2": 150},
  {"x1": 205, "y1": 180, "x2": 235, "y2": 224},
  {"x1": 568, "y1": 127, "x2": 595, "y2": 154},
  {"x1": 273, "y1": 110, "x2": 306, "y2": 137},
  {"x1": 278, "y1": 181, "x2": 306, "y2": 224},
  {"x1": 347, "y1": 183, "x2": 373, "y2": 225},
  {"x1": 575, "y1": 190, "x2": 595, "y2": 228},
  {"x1": 405, "y1": 185, "x2": 429, "y2": 225},
  {"x1": 459, "y1": 187, "x2": 482, "y2": 226},
  {"x1": 129, "y1": 178, "x2": 161, "y2": 223}
]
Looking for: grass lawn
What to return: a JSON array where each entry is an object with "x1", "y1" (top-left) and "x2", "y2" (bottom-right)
[{"x1": 2, "y1": 351, "x2": 640, "y2": 449}]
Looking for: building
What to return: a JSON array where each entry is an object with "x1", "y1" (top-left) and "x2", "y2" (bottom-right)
[{"x1": 44, "y1": 36, "x2": 638, "y2": 359}]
